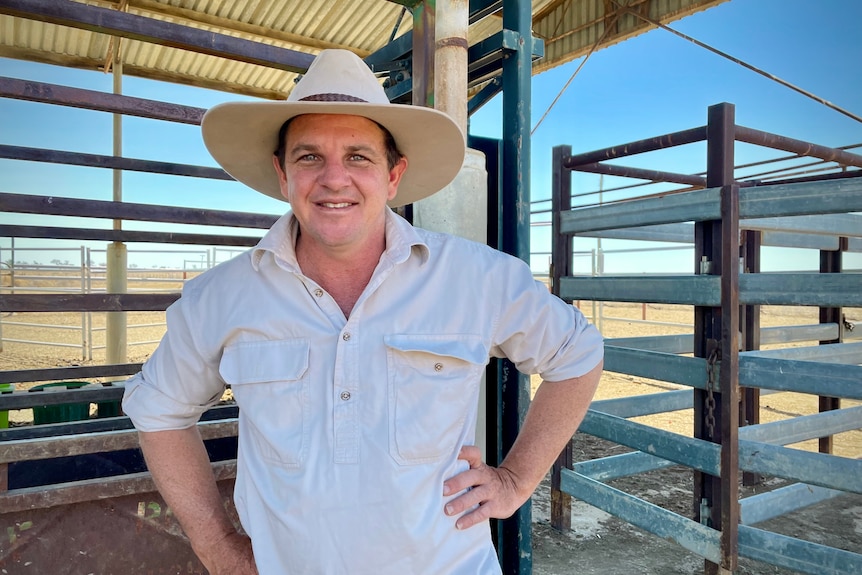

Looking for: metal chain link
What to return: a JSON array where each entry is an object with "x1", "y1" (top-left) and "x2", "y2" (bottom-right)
[{"x1": 705, "y1": 347, "x2": 720, "y2": 438}]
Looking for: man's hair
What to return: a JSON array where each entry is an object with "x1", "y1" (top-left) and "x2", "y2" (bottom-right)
[{"x1": 274, "y1": 116, "x2": 404, "y2": 171}]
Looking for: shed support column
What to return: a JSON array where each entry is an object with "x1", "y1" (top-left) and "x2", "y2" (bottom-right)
[
  {"x1": 497, "y1": 0, "x2": 534, "y2": 573},
  {"x1": 106, "y1": 41, "x2": 127, "y2": 371}
]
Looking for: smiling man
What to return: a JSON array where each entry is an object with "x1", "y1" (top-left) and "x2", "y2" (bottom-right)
[{"x1": 122, "y1": 49, "x2": 603, "y2": 575}]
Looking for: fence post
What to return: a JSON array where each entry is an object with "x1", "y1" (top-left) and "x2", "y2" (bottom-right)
[
  {"x1": 818, "y1": 236, "x2": 846, "y2": 453},
  {"x1": 694, "y1": 102, "x2": 739, "y2": 575},
  {"x1": 550, "y1": 144, "x2": 573, "y2": 531}
]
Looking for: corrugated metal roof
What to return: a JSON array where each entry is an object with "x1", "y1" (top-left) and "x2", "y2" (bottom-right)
[{"x1": 0, "y1": 0, "x2": 727, "y2": 100}]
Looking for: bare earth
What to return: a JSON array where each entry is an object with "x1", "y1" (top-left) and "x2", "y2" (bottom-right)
[{"x1": 1, "y1": 299, "x2": 860, "y2": 574}]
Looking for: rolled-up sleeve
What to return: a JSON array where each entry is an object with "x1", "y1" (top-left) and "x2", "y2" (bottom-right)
[
  {"x1": 490, "y1": 258, "x2": 603, "y2": 382},
  {"x1": 122, "y1": 286, "x2": 225, "y2": 432}
]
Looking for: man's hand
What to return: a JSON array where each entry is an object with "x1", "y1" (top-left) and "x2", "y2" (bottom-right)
[
  {"x1": 442, "y1": 446, "x2": 530, "y2": 530},
  {"x1": 198, "y1": 531, "x2": 258, "y2": 575}
]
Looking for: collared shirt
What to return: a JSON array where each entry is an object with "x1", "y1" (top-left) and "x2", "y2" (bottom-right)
[{"x1": 123, "y1": 208, "x2": 603, "y2": 575}]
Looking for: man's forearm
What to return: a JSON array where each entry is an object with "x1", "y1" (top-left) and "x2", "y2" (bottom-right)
[
  {"x1": 499, "y1": 361, "x2": 603, "y2": 498},
  {"x1": 138, "y1": 427, "x2": 239, "y2": 567}
]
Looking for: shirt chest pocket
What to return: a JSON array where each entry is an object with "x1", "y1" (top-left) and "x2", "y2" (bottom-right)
[
  {"x1": 385, "y1": 335, "x2": 486, "y2": 465},
  {"x1": 219, "y1": 339, "x2": 309, "y2": 467}
]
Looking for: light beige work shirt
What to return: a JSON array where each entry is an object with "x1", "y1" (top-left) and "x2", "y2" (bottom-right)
[{"x1": 123, "y1": 208, "x2": 603, "y2": 575}]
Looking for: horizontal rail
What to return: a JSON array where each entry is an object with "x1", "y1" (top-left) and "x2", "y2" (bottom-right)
[
  {"x1": 605, "y1": 324, "x2": 840, "y2": 354},
  {"x1": 562, "y1": 274, "x2": 862, "y2": 307},
  {"x1": 743, "y1": 342, "x2": 862, "y2": 364},
  {"x1": 604, "y1": 346, "x2": 707, "y2": 389},
  {"x1": 0, "y1": 192, "x2": 279, "y2": 228},
  {"x1": 0, "y1": 293, "x2": 180, "y2": 312},
  {"x1": 0, "y1": 76, "x2": 206, "y2": 124},
  {"x1": 740, "y1": 483, "x2": 843, "y2": 526},
  {"x1": 0, "y1": 460, "x2": 236, "y2": 514},
  {"x1": 563, "y1": 126, "x2": 708, "y2": 167},
  {"x1": 739, "y1": 356, "x2": 862, "y2": 400},
  {"x1": 0, "y1": 385, "x2": 124, "y2": 410},
  {"x1": 735, "y1": 125, "x2": 862, "y2": 169},
  {"x1": 561, "y1": 470, "x2": 721, "y2": 564},
  {"x1": 560, "y1": 177, "x2": 862, "y2": 235},
  {"x1": 0, "y1": 363, "x2": 142, "y2": 384},
  {"x1": 739, "y1": 439, "x2": 862, "y2": 494},
  {"x1": 0, "y1": 224, "x2": 262, "y2": 247},
  {"x1": 575, "y1": 404, "x2": 860, "y2": 482},
  {"x1": 0, "y1": 144, "x2": 231, "y2": 179},
  {"x1": 738, "y1": 525, "x2": 862, "y2": 575},
  {"x1": 0, "y1": 419, "x2": 237, "y2": 464},
  {"x1": 580, "y1": 410, "x2": 720, "y2": 476}
]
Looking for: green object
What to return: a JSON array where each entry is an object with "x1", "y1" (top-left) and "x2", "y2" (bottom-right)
[
  {"x1": 30, "y1": 381, "x2": 91, "y2": 425},
  {"x1": 0, "y1": 383, "x2": 13, "y2": 429}
]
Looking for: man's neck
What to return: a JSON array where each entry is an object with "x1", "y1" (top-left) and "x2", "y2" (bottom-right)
[{"x1": 295, "y1": 232, "x2": 386, "y2": 319}]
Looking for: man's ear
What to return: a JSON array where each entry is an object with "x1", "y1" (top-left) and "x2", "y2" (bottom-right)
[{"x1": 387, "y1": 156, "x2": 408, "y2": 201}]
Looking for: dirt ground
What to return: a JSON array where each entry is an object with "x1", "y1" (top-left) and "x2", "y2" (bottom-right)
[{"x1": 1, "y1": 301, "x2": 860, "y2": 574}]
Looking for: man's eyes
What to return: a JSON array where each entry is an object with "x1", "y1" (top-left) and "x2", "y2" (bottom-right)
[{"x1": 294, "y1": 153, "x2": 372, "y2": 163}]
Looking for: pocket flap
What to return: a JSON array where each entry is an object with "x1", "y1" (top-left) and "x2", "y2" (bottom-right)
[
  {"x1": 384, "y1": 334, "x2": 486, "y2": 366},
  {"x1": 219, "y1": 339, "x2": 309, "y2": 385}
]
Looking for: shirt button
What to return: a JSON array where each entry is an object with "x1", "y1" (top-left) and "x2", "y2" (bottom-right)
[
  {"x1": 340, "y1": 391, "x2": 351, "y2": 401},
  {"x1": 313, "y1": 288, "x2": 324, "y2": 297},
  {"x1": 434, "y1": 362, "x2": 444, "y2": 372},
  {"x1": 342, "y1": 332, "x2": 351, "y2": 341}
]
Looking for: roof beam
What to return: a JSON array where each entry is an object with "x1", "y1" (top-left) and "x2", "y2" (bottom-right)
[{"x1": 0, "y1": 0, "x2": 315, "y2": 73}]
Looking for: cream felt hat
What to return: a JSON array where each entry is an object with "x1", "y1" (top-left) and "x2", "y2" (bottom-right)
[{"x1": 201, "y1": 49, "x2": 467, "y2": 208}]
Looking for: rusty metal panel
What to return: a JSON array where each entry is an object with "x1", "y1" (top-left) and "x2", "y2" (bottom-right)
[{"x1": 0, "y1": 478, "x2": 237, "y2": 574}]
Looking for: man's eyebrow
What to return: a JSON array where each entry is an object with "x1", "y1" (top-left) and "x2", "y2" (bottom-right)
[
  {"x1": 287, "y1": 142, "x2": 320, "y2": 156},
  {"x1": 288, "y1": 142, "x2": 381, "y2": 156}
]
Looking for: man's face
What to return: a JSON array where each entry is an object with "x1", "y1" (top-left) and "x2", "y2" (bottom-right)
[{"x1": 272, "y1": 114, "x2": 407, "y2": 255}]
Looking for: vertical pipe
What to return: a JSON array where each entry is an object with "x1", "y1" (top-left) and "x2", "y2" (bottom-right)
[
  {"x1": 498, "y1": 0, "x2": 533, "y2": 573},
  {"x1": 106, "y1": 43, "x2": 127, "y2": 370}
]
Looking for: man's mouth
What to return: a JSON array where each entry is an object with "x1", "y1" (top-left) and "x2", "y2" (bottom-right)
[{"x1": 320, "y1": 202, "x2": 353, "y2": 209}]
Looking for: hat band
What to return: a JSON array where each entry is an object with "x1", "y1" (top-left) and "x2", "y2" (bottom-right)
[{"x1": 299, "y1": 93, "x2": 368, "y2": 103}]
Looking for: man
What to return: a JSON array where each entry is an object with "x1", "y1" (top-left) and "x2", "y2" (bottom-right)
[{"x1": 123, "y1": 49, "x2": 603, "y2": 575}]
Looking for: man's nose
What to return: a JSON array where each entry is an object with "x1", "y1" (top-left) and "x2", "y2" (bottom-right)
[{"x1": 318, "y1": 160, "x2": 351, "y2": 188}]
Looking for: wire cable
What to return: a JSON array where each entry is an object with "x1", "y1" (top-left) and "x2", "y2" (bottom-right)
[{"x1": 612, "y1": 0, "x2": 862, "y2": 124}]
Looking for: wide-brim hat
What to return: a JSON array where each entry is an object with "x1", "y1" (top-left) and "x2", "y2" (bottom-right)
[{"x1": 201, "y1": 49, "x2": 466, "y2": 208}]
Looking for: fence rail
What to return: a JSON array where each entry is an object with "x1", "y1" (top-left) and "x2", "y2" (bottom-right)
[{"x1": 550, "y1": 102, "x2": 862, "y2": 575}]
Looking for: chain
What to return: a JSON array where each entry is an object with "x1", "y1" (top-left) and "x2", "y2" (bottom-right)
[{"x1": 705, "y1": 346, "x2": 720, "y2": 438}]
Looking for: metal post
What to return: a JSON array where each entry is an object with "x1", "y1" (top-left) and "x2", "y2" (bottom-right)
[
  {"x1": 741, "y1": 229, "x2": 761, "y2": 486},
  {"x1": 498, "y1": 0, "x2": 533, "y2": 573},
  {"x1": 694, "y1": 102, "x2": 738, "y2": 575},
  {"x1": 818, "y1": 237, "x2": 845, "y2": 453},
  {"x1": 550, "y1": 145, "x2": 572, "y2": 532}
]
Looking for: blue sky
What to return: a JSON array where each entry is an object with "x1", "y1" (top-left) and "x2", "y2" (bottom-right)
[{"x1": 1, "y1": 0, "x2": 860, "y2": 272}]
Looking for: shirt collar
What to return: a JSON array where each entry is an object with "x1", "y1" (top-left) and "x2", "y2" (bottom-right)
[{"x1": 251, "y1": 208, "x2": 429, "y2": 272}]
